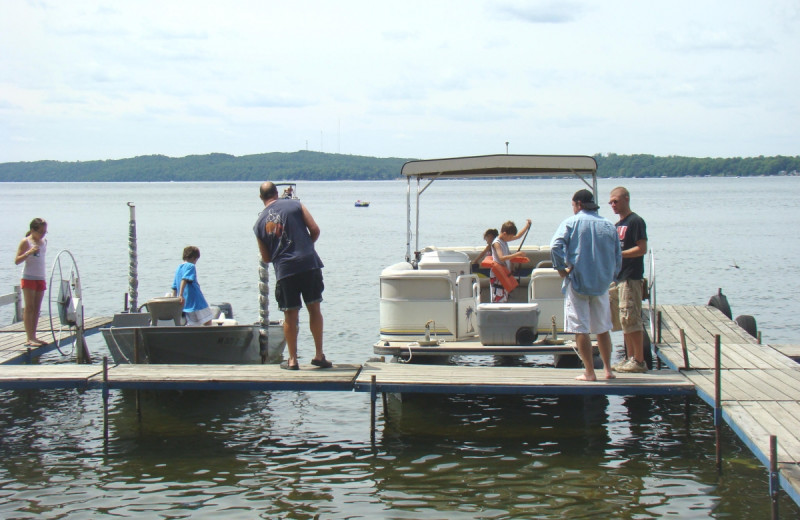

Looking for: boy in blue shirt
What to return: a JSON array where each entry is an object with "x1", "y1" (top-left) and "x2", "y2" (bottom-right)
[{"x1": 172, "y1": 246, "x2": 212, "y2": 326}]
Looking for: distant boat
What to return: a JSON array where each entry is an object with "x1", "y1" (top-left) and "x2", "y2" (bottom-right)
[
  {"x1": 276, "y1": 182, "x2": 298, "y2": 200},
  {"x1": 355, "y1": 200, "x2": 370, "y2": 207}
]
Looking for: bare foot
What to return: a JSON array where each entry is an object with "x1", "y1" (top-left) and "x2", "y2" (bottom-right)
[
  {"x1": 575, "y1": 373, "x2": 597, "y2": 381},
  {"x1": 32, "y1": 338, "x2": 47, "y2": 346},
  {"x1": 604, "y1": 372, "x2": 616, "y2": 379}
]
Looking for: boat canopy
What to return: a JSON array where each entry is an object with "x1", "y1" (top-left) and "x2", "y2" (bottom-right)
[
  {"x1": 402, "y1": 154, "x2": 598, "y2": 264},
  {"x1": 401, "y1": 154, "x2": 597, "y2": 179}
]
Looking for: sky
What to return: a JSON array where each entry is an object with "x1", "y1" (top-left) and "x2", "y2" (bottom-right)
[{"x1": 1, "y1": 0, "x2": 798, "y2": 163}]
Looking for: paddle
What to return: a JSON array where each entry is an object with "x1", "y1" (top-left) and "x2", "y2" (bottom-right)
[{"x1": 514, "y1": 220, "x2": 531, "y2": 276}]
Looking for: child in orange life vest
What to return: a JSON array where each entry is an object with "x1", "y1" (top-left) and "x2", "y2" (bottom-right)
[{"x1": 488, "y1": 219, "x2": 531, "y2": 302}]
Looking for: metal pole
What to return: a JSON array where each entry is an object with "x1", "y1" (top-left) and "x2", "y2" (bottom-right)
[
  {"x1": 103, "y1": 356, "x2": 109, "y2": 449},
  {"x1": 76, "y1": 323, "x2": 85, "y2": 364},
  {"x1": 657, "y1": 310, "x2": 662, "y2": 344},
  {"x1": 714, "y1": 334, "x2": 722, "y2": 475},
  {"x1": 370, "y1": 375, "x2": 377, "y2": 444},
  {"x1": 127, "y1": 202, "x2": 138, "y2": 312},
  {"x1": 680, "y1": 328, "x2": 690, "y2": 370},
  {"x1": 770, "y1": 435, "x2": 779, "y2": 519},
  {"x1": 133, "y1": 328, "x2": 142, "y2": 419},
  {"x1": 258, "y1": 260, "x2": 270, "y2": 363}
]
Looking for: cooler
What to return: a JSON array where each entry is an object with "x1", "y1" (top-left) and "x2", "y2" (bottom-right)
[{"x1": 478, "y1": 302, "x2": 540, "y2": 346}]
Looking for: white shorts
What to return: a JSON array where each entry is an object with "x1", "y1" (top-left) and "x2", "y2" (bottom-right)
[
  {"x1": 564, "y1": 283, "x2": 612, "y2": 335},
  {"x1": 185, "y1": 306, "x2": 213, "y2": 326}
]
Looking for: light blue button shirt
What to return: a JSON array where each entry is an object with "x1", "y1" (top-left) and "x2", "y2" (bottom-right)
[{"x1": 550, "y1": 210, "x2": 622, "y2": 296}]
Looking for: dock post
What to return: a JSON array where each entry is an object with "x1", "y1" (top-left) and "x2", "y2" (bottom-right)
[
  {"x1": 770, "y1": 435, "x2": 779, "y2": 519},
  {"x1": 127, "y1": 202, "x2": 139, "y2": 312},
  {"x1": 656, "y1": 311, "x2": 662, "y2": 344},
  {"x1": 258, "y1": 261, "x2": 270, "y2": 363},
  {"x1": 13, "y1": 285, "x2": 22, "y2": 323},
  {"x1": 680, "y1": 329, "x2": 690, "y2": 370},
  {"x1": 103, "y1": 356, "x2": 109, "y2": 450},
  {"x1": 714, "y1": 334, "x2": 722, "y2": 475},
  {"x1": 370, "y1": 375, "x2": 377, "y2": 443},
  {"x1": 133, "y1": 329, "x2": 142, "y2": 418}
]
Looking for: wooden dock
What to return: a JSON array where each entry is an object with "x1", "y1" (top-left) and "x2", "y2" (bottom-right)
[
  {"x1": 0, "y1": 315, "x2": 112, "y2": 364},
  {"x1": 0, "y1": 363, "x2": 363, "y2": 392},
  {"x1": 1, "y1": 305, "x2": 800, "y2": 509},
  {"x1": 355, "y1": 362, "x2": 693, "y2": 396},
  {"x1": 656, "y1": 304, "x2": 800, "y2": 508}
]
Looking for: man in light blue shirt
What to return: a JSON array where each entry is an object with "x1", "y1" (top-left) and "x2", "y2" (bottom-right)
[{"x1": 550, "y1": 189, "x2": 622, "y2": 381}]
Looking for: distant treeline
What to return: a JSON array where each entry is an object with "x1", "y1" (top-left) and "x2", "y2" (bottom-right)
[{"x1": 0, "y1": 150, "x2": 798, "y2": 182}]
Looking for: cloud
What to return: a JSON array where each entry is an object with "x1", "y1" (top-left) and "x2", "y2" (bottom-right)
[
  {"x1": 229, "y1": 93, "x2": 313, "y2": 109},
  {"x1": 495, "y1": 1, "x2": 585, "y2": 24},
  {"x1": 663, "y1": 26, "x2": 774, "y2": 53}
]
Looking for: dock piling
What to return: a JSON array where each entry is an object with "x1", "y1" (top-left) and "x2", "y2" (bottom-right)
[
  {"x1": 714, "y1": 334, "x2": 722, "y2": 475},
  {"x1": 657, "y1": 310, "x2": 662, "y2": 344},
  {"x1": 370, "y1": 375, "x2": 377, "y2": 443},
  {"x1": 127, "y1": 202, "x2": 138, "y2": 312},
  {"x1": 680, "y1": 328, "x2": 690, "y2": 370},
  {"x1": 770, "y1": 435, "x2": 779, "y2": 519},
  {"x1": 103, "y1": 356, "x2": 109, "y2": 449}
]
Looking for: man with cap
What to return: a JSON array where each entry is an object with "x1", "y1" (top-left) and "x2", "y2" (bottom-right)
[{"x1": 550, "y1": 189, "x2": 622, "y2": 381}]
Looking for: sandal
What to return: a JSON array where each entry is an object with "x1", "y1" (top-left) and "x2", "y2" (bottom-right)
[
  {"x1": 311, "y1": 356, "x2": 333, "y2": 369},
  {"x1": 280, "y1": 361, "x2": 299, "y2": 371}
]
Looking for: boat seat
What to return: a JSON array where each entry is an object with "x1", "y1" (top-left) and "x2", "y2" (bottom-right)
[
  {"x1": 528, "y1": 268, "x2": 565, "y2": 333},
  {"x1": 144, "y1": 297, "x2": 184, "y2": 326}
]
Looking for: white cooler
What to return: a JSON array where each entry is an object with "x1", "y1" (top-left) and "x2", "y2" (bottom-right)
[{"x1": 478, "y1": 302, "x2": 540, "y2": 346}]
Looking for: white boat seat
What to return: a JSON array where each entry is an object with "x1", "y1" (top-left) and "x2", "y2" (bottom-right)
[
  {"x1": 528, "y1": 268, "x2": 565, "y2": 333},
  {"x1": 145, "y1": 297, "x2": 184, "y2": 326}
]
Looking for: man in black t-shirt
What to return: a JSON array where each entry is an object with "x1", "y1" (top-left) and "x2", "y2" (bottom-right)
[{"x1": 608, "y1": 187, "x2": 648, "y2": 373}]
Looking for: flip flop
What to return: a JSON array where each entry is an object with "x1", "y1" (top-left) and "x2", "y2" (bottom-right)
[
  {"x1": 280, "y1": 361, "x2": 299, "y2": 371},
  {"x1": 311, "y1": 356, "x2": 333, "y2": 369}
]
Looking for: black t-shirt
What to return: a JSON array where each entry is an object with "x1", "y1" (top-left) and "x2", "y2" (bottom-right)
[{"x1": 616, "y1": 212, "x2": 647, "y2": 280}]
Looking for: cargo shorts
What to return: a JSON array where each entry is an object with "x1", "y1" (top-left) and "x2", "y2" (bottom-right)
[{"x1": 610, "y1": 279, "x2": 643, "y2": 334}]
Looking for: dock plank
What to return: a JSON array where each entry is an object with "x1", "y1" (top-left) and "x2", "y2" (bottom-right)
[
  {"x1": 355, "y1": 362, "x2": 694, "y2": 396},
  {"x1": 95, "y1": 363, "x2": 363, "y2": 391},
  {"x1": 771, "y1": 344, "x2": 800, "y2": 361},
  {"x1": 0, "y1": 315, "x2": 112, "y2": 364},
  {"x1": 0, "y1": 364, "x2": 105, "y2": 389},
  {"x1": 658, "y1": 304, "x2": 800, "y2": 509},
  {"x1": 741, "y1": 401, "x2": 800, "y2": 463}
]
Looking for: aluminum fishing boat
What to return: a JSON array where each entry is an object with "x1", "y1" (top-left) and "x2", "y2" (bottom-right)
[{"x1": 101, "y1": 297, "x2": 286, "y2": 364}]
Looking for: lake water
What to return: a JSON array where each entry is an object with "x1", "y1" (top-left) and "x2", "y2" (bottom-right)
[{"x1": 1, "y1": 177, "x2": 799, "y2": 518}]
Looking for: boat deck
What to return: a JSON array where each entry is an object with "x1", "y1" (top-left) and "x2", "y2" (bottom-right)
[
  {"x1": 0, "y1": 315, "x2": 112, "y2": 364},
  {"x1": 656, "y1": 304, "x2": 800, "y2": 507},
  {"x1": 374, "y1": 338, "x2": 582, "y2": 358}
]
